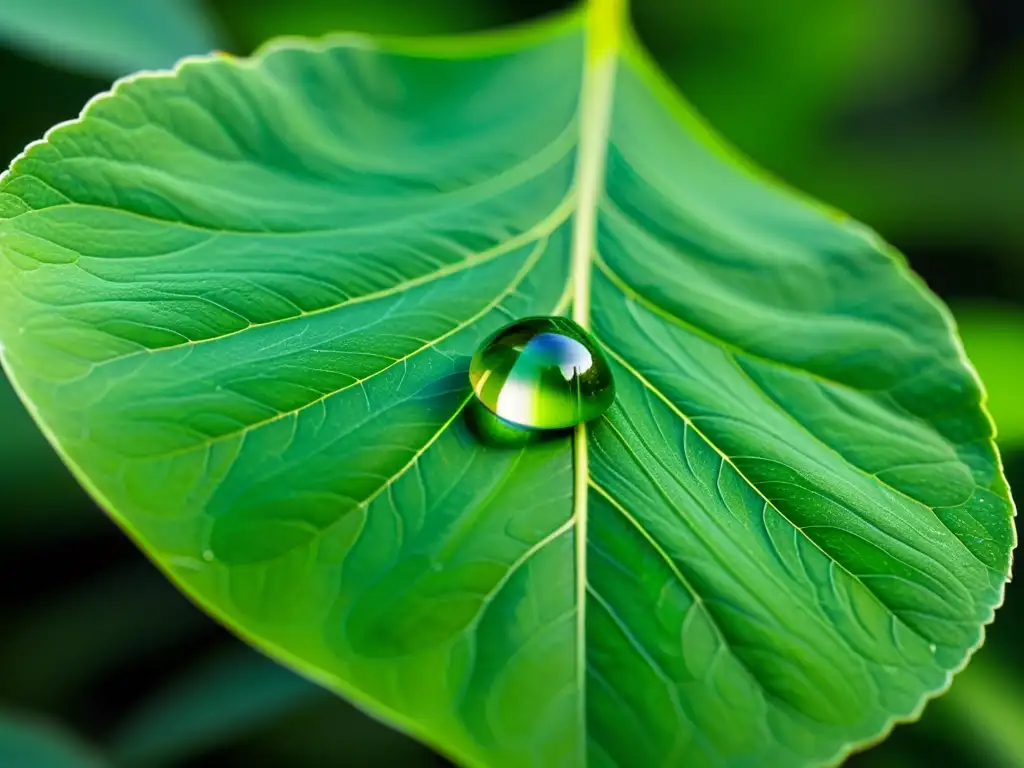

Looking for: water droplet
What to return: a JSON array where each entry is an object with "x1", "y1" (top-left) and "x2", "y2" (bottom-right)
[
  {"x1": 464, "y1": 398, "x2": 547, "y2": 447},
  {"x1": 469, "y1": 316, "x2": 615, "y2": 431},
  {"x1": 202, "y1": 549, "x2": 215, "y2": 562}
]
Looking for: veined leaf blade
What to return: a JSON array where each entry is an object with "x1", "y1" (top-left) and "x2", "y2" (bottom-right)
[{"x1": 0, "y1": 4, "x2": 1013, "y2": 767}]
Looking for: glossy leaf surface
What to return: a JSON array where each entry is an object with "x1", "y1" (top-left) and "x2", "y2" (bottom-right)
[{"x1": 0, "y1": 2, "x2": 1013, "y2": 766}]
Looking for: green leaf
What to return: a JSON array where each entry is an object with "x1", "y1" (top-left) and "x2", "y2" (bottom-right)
[
  {"x1": 0, "y1": 1, "x2": 1014, "y2": 766},
  {"x1": 952, "y1": 303, "x2": 1024, "y2": 451},
  {"x1": 0, "y1": 710, "x2": 104, "y2": 767},
  {"x1": 111, "y1": 647, "x2": 326, "y2": 766},
  {"x1": 0, "y1": 0, "x2": 221, "y2": 77}
]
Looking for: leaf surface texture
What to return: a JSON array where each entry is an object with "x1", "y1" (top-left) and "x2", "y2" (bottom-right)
[{"x1": 0, "y1": 7, "x2": 1013, "y2": 767}]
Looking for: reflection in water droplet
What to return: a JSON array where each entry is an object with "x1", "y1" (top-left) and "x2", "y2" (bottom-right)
[
  {"x1": 469, "y1": 316, "x2": 615, "y2": 431},
  {"x1": 464, "y1": 398, "x2": 563, "y2": 447}
]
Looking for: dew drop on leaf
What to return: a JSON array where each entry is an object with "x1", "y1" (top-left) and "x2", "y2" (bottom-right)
[
  {"x1": 463, "y1": 398, "x2": 543, "y2": 447},
  {"x1": 469, "y1": 316, "x2": 615, "y2": 431}
]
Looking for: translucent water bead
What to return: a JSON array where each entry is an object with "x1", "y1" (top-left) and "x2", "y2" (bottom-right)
[{"x1": 469, "y1": 316, "x2": 615, "y2": 431}]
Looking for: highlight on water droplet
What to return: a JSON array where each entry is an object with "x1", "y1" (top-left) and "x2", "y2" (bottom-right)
[
  {"x1": 464, "y1": 397, "x2": 547, "y2": 447},
  {"x1": 468, "y1": 316, "x2": 615, "y2": 431}
]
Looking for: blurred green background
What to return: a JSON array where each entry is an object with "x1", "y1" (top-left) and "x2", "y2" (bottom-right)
[{"x1": 0, "y1": 1, "x2": 1021, "y2": 766}]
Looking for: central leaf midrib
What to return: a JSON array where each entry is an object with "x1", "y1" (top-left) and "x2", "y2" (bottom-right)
[{"x1": 568, "y1": 0, "x2": 626, "y2": 758}]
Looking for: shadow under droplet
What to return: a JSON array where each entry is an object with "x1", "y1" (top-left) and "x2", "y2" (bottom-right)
[{"x1": 463, "y1": 398, "x2": 570, "y2": 448}]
